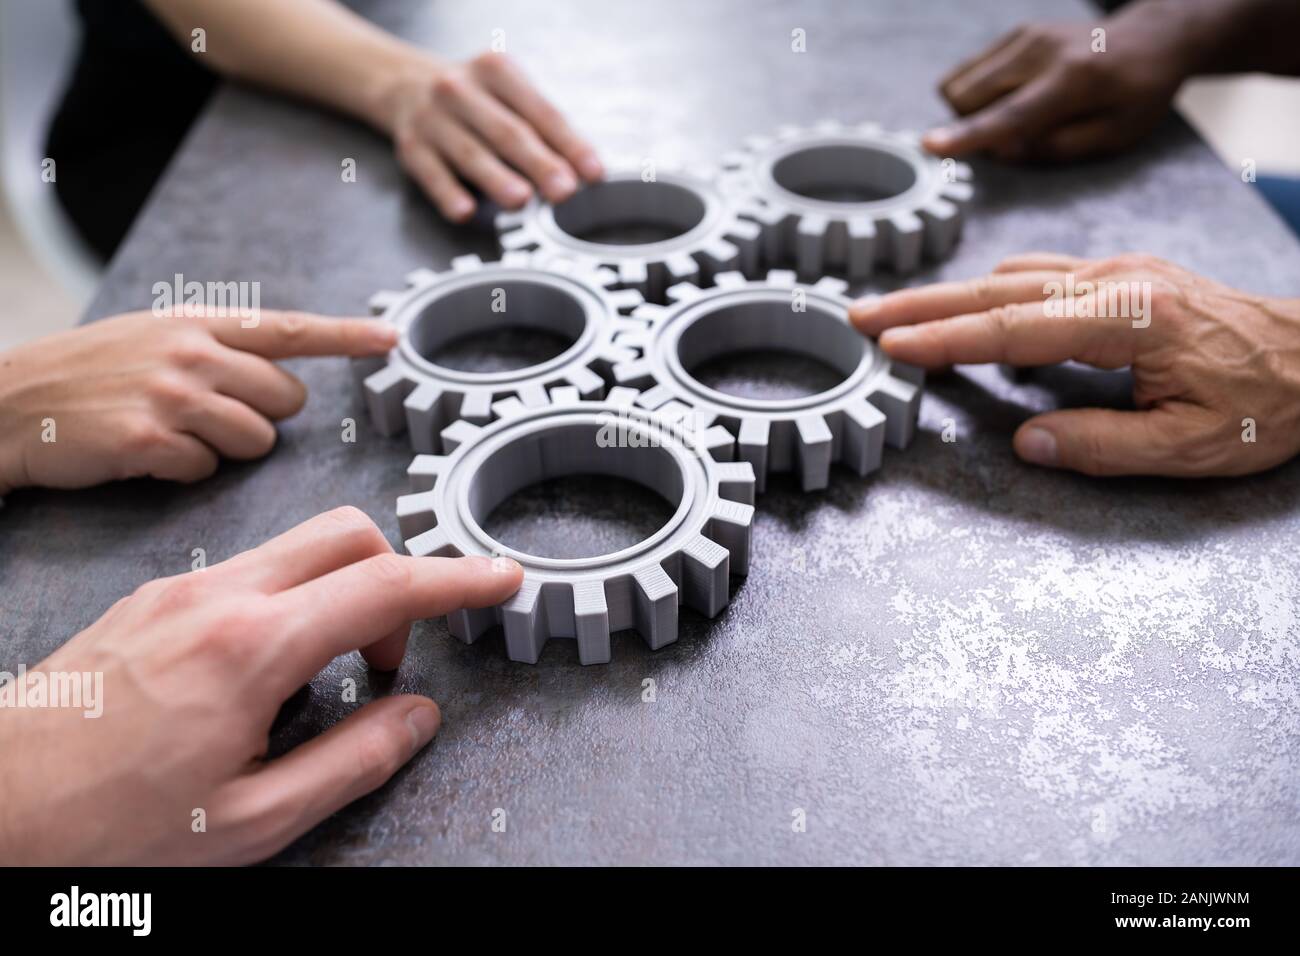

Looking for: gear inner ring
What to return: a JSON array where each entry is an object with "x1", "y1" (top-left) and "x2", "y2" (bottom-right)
[
  {"x1": 659, "y1": 290, "x2": 888, "y2": 414},
  {"x1": 536, "y1": 172, "x2": 726, "y2": 260},
  {"x1": 759, "y1": 136, "x2": 932, "y2": 215},
  {"x1": 448, "y1": 410, "x2": 705, "y2": 573},
  {"x1": 395, "y1": 269, "x2": 602, "y2": 387}
]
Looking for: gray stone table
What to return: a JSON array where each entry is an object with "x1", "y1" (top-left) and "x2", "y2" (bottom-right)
[{"x1": 3, "y1": 0, "x2": 1298, "y2": 865}]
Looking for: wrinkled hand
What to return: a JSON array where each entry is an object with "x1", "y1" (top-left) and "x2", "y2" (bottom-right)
[
  {"x1": 380, "y1": 51, "x2": 603, "y2": 222},
  {"x1": 0, "y1": 310, "x2": 396, "y2": 496},
  {"x1": 924, "y1": 4, "x2": 1195, "y2": 162},
  {"x1": 851, "y1": 253, "x2": 1300, "y2": 477},
  {"x1": 0, "y1": 507, "x2": 523, "y2": 865}
]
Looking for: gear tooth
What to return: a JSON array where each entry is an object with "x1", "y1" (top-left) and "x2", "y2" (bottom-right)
[
  {"x1": 891, "y1": 359, "x2": 926, "y2": 387},
  {"x1": 402, "y1": 382, "x2": 446, "y2": 454},
  {"x1": 708, "y1": 498, "x2": 754, "y2": 576},
  {"x1": 502, "y1": 580, "x2": 547, "y2": 663},
  {"x1": 842, "y1": 401, "x2": 887, "y2": 476},
  {"x1": 498, "y1": 227, "x2": 535, "y2": 252},
  {"x1": 855, "y1": 120, "x2": 882, "y2": 137},
  {"x1": 919, "y1": 198, "x2": 962, "y2": 259},
  {"x1": 495, "y1": 209, "x2": 528, "y2": 230},
  {"x1": 609, "y1": 288, "x2": 644, "y2": 312},
  {"x1": 846, "y1": 217, "x2": 878, "y2": 279},
  {"x1": 698, "y1": 238, "x2": 739, "y2": 279},
  {"x1": 894, "y1": 128, "x2": 922, "y2": 147},
  {"x1": 549, "y1": 385, "x2": 581, "y2": 406},
  {"x1": 592, "y1": 265, "x2": 621, "y2": 286},
  {"x1": 634, "y1": 383, "x2": 676, "y2": 411},
  {"x1": 633, "y1": 564, "x2": 679, "y2": 650},
  {"x1": 738, "y1": 417, "x2": 771, "y2": 494},
  {"x1": 572, "y1": 580, "x2": 612, "y2": 665},
  {"x1": 795, "y1": 413, "x2": 834, "y2": 491},
  {"x1": 500, "y1": 250, "x2": 532, "y2": 268},
  {"x1": 812, "y1": 275, "x2": 850, "y2": 298},
  {"x1": 885, "y1": 210, "x2": 925, "y2": 274},
  {"x1": 405, "y1": 525, "x2": 461, "y2": 559},
  {"x1": 776, "y1": 124, "x2": 802, "y2": 140},
  {"x1": 665, "y1": 253, "x2": 700, "y2": 286},
  {"x1": 368, "y1": 289, "x2": 402, "y2": 314},
  {"x1": 720, "y1": 149, "x2": 747, "y2": 169},
  {"x1": 869, "y1": 374, "x2": 921, "y2": 448},
  {"x1": 655, "y1": 400, "x2": 692, "y2": 426},
  {"x1": 606, "y1": 386, "x2": 641, "y2": 407},
  {"x1": 600, "y1": 344, "x2": 639, "y2": 368},
  {"x1": 459, "y1": 389, "x2": 494, "y2": 424},
  {"x1": 699, "y1": 424, "x2": 737, "y2": 462},
  {"x1": 744, "y1": 134, "x2": 774, "y2": 151},
  {"x1": 715, "y1": 461, "x2": 757, "y2": 505},
  {"x1": 681, "y1": 535, "x2": 731, "y2": 618},
  {"x1": 448, "y1": 606, "x2": 499, "y2": 645},
  {"x1": 405, "y1": 267, "x2": 441, "y2": 288},
  {"x1": 796, "y1": 214, "x2": 830, "y2": 279},
  {"x1": 612, "y1": 356, "x2": 655, "y2": 387},
  {"x1": 407, "y1": 454, "x2": 446, "y2": 492},
  {"x1": 765, "y1": 269, "x2": 797, "y2": 289},
  {"x1": 941, "y1": 180, "x2": 975, "y2": 206},
  {"x1": 814, "y1": 118, "x2": 845, "y2": 135},
  {"x1": 953, "y1": 161, "x2": 974, "y2": 182},
  {"x1": 565, "y1": 365, "x2": 605, "y2": 400},
  {"x1": 665, "y1": 281, "x2": 704, "y2": 304},
  {"x1": 516, "y1": 381, "x2": 549, "y2": 407},
  {"x1": 713, "y1": 270, "x2": 748, "y2": 289},
  {"x1": 725, "y1": 217, "x2": 762, "y2": 275},
  {"x1": 617, "y1": 259, "x2": 649, "y2": 293},
  {"x1": 363, "y1": 365, "x2": 415, "y2": 436},
  {"x1": 396, "y1": 490, "x2": 439, "y2": 540},
  {"x1": 492, "y1": 396, "x2": 528, "y2": 420},
  {"x1": 631, "y1": 303, "x2": 666, "y2": 322},
  {"x1": 613, "y1": 328, "x2": 649, "y2": 351},
  {"x1": 440, "y1": 419, "x2": 483, "y2": 454},
  {"x1": 451, "y1": 254, "x2": 483, "y2": 272}
]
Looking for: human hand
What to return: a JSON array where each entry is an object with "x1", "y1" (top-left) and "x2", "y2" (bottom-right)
[
  {"x1": 0, "y1": 309, "x2": 397, "y2": 496},
  {"x1": 923, "y1": 3, "x2": 1197, "y2": 162},
  {"x1": 850, "y1": 253, "x2": 1300, "y2": 477},
  {"x1": 377, "y1": 51, "x2": 603, "y2": 222},
  {"x1": 0, "y1": 507, "x2": 523, "y2": 865}
]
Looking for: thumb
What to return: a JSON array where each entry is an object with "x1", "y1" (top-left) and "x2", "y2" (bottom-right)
[{"x1": 1013, "y1": 407, "x2": 1188, "y2": 477}]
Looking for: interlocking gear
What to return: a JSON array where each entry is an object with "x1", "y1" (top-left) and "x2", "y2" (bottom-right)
[
  {"x1": 718, "y1": 119, "x2": 974, "y2": 279},
  {"x1": 609, "y1": 270, "x2": 924, "y2": 493},
  {"x1": 495, "y1": 166, "x2": 762, "y2": 302},
  {"x1": 354, "y1": 252, "x2": 645, "y2": 453},
  {"x1": 396, "y1": 390, "x2": 755, "y2": 665}
]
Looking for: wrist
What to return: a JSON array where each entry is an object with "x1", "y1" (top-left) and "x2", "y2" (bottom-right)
[{"x1": 361, "y1": 46, "x2": 444, "y2": 137}]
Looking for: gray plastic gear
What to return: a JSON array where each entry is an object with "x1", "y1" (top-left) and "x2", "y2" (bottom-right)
[
  {"x1": 608, "y1": 270, "x2": 924, "y2": 493},
  {"x1": 396, "y1": 390, "x2": 755, "y2": 665},
  {"x1": 718, "y1": 119, "x2": 974, "y2": 279},
  {"x1": 353, "y1": 251, "x2": 647, "y2": 454},
  {"x1": 494, "y1": 166, "x2": 762, "y2": 302}
]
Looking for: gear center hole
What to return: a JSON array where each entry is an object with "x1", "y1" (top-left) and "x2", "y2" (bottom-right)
[
  {"x1": 772, "y1": 144, "x2": 917, "y2": 203},
  {"x1": 473, "y1": 423, "x2": 684, "y2": 560},
  {"x1": 410, "y1": 279, "x2": 587, "y2": 373},
  {"x1": 679, "y1": 300, "x2": 863, "y2": 400},
  {"x1": 552, "y1": 179, "x2": 707, "y2": 246}
]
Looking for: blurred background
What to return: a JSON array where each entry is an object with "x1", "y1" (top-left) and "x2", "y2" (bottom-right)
[{"x1": 2, "y1": 0, "x2": 1299, "y2": 352}]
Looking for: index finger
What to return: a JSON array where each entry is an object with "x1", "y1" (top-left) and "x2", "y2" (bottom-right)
[
  {"x1": 204, "y1": 310, "x2": 398, "y2": 359},
  {"x1": 924, "y1": 73, "x2": 1070, "y2": 157},
  {"x1": 850, "y1": 271, "x2": 1063, "y2": 336},
  {"x1": 878, "y1": 301, "x2": 1138, "y2": 370},
  {"x1": 267, "y1": 553, "x2": 524, "y2": 694}
]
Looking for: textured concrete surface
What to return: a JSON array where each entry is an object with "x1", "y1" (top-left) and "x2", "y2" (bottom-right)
[{"x1": 3, "y1": 0, "x2": 1299, "y2": 865}]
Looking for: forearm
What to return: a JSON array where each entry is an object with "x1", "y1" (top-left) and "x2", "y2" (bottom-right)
[
  {"x1": 141, "y1": 0, "x2": 434, "y2": 134},
  {"x1": 1121, "y1": 0, "x2": 1300, "y2": 78}
]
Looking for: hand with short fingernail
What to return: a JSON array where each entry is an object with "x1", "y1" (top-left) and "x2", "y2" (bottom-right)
[{"x1": 850, "y1": 253, "x2": 1300, "y2": 478}]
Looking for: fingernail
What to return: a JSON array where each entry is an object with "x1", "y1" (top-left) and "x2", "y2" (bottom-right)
[
  {"x1": 576, "y1": 151, "x2": 604, "y2": 181},
  {"x1": 923, "y1": 126, "x2": 956, "y2": 151},
  {"x1": 850, "y1": 294, "x2": 881, "y2": 326},
  {"x1": 1017, "y1": 427, "x2": 1058, "y2": 467},
  {"x1": 405, "y1": 704, "x2": 440, "y2": 752},
  {"x1": 449, "y1": 196, "x2": 475, "y2": 221},
  {"x1": 545, "y1": 170, "x2": 577, "y2": 200},
  {"x1": 368, "y1": 322, "x2": 399, "y2": 348},
  {"x1": 878, "y1": 327, "x2": 916, "y2": 350},
  {"x1": 491, "y1": 555, "x2": 521, "y2": 575},
  {"x1": 505, "y1": 181, "x2": 533, "y2": 206}
]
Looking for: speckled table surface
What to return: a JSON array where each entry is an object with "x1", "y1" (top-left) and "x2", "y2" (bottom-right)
[{"x1": 3, "y1": 0, "x2": 1299, "y2": 865}]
